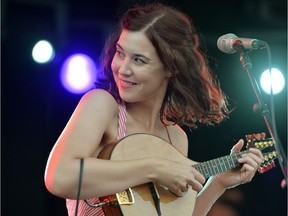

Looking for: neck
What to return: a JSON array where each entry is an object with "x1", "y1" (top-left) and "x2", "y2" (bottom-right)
[{"x1": 126, "y1": 101, "x2": 163, "y2": 132}]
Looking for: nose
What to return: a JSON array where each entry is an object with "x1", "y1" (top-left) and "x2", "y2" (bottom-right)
[{"x1": 118, "y1": 59, "x2": 132, "y2": 76}]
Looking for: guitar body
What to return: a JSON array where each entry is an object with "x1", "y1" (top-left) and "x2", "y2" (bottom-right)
[
  {"x1": 98, "y1": 133, "x2": 198, "y2": 216},
  {"x1": 97, "y1": 132, "x2": 277, "y2": 215}
]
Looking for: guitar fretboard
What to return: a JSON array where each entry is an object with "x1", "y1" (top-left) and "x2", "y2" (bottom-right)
[{"x1": 193, "y1": 150, "x2": 249, "y2": 178}]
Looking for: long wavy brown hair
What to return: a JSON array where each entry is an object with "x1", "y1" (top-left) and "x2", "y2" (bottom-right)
[{"x1": 95, "y1": 3, "x2": 229, "y2": 128}]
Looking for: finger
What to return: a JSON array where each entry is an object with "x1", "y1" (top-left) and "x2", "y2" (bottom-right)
[
  {"x1": 239, "y1": 151, "x2": 263, "y2": 168},
  {"x1": 231, "y1": 139, "x2": 244, "y2": 153},
  {"x1": 238, "y1": 154, "x2": 260, "y2": 173},
  {"x1": 249, "y1": 148, "x2": 264, "y2": 161},
  {"x1": 175, "y1": 186, "x2": 189, "y2": 197},
  {"x1": 187, "y1": 169, "x2": 205, "y2": 191},
  {"x1": 170, "y1": 181, "x2": 190, "y2": 197},
  {"x1": 239, "y1": 164, "x2": 256, "y2": 183},
  {"x1": 179, "y1": 183, "x2": 189, "y2": 193},
  {"x1": 169, "y1": 185, "x2": 183, "y2": 197},
  {"x1": 187, "y1": 179, "x2": 204, "y2": 192},
  {"x1": 190, "y1": 167, "x2": 206, "y2": 184},
  {"x1": 239, "y1": 159, "x2": 258, "y2": 172}
]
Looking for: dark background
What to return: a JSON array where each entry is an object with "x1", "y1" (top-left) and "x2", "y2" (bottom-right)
[{"x1": 2, "y1": 0, "x2": 287, "y2": 215}]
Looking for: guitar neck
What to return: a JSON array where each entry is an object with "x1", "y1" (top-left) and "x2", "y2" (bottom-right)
[{"x1": 193, "y1": 150, "x2": 248, "y2": 178}]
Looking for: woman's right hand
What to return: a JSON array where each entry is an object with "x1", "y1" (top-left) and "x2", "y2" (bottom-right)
[{"x1": 149, "y1": 158, "x2": 206, "y2": 197}]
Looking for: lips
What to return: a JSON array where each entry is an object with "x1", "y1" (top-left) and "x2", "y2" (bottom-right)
[{"x1": 119, "y1": 79, "x2": 137, "y2": 88}]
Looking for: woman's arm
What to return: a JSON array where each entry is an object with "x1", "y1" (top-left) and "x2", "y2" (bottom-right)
[
  {"x1": 192, "y1": 139, "x2": 263, "y2": 216},
  {"x1": 44, "y1": 89, "x2": 155, "y2": 199}
]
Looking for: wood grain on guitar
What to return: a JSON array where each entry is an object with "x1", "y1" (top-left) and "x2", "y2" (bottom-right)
[{"x1": 87, "y1": 132, "x2": 277, "y2": 216}]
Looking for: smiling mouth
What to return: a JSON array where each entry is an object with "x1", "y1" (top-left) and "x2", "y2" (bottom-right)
[{"x1": 119, "y1": 79, "x2": 137, "y2": 87}]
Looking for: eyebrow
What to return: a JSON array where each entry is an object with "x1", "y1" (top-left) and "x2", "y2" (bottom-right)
[{"x1": 116, "y1": 43, "x2": 151, "y2": 61}]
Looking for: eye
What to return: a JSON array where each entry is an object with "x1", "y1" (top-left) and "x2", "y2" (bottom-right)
[
  {"x1": 133, "y1": 57, "x2": 146, "y2": 64},
  {"x1": 115, "y1": 50, "x2": 125, "y2": 59}
]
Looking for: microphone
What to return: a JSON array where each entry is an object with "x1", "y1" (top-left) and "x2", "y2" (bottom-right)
[{"x1": 217, "y1": 33, "x2": 266, "y2": 54}]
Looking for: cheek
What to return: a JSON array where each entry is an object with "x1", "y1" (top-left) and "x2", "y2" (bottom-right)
[
  {"x1": 111, "y1": 56, "x2": 116, "y2": 71},
  {"x1": 110, "y1": 59, "x2": 118, "y2": 85},
  {"x1": 111, "y1": 57, "x2": 119, "y2": 75}
]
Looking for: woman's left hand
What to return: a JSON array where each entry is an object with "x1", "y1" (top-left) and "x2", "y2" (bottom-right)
[{"x1": 216, "y1": 139, "x2": 264, "y2": 189}]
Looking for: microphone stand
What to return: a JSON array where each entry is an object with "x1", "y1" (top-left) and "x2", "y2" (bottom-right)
[{"x1": 234, "y1": 42, "x2": 287, "y2": 187}]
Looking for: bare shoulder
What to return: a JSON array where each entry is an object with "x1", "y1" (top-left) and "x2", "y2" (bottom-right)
[
  {"x1": 167, "y1": 124, "x2": 189, "y2": 156},
  {"x1": 78, "y1": 89, "x2": 119, "y2": 115},
  {"x1": 74, "y1": 89, "x2": 120, "y2": 137},
  {"x1": 64, "y1": 89, "x2": 120, "y2": 153},
  {"x1": 81, "y1": 89, "x2": 118, "y2": 108}
]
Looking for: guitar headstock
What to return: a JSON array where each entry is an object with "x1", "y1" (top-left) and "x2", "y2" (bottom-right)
[{"x1": 245, "y1": 132, "x2": 277, "y2": 174}]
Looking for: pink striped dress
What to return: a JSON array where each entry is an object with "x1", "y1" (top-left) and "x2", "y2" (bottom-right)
[{"x1": 66, "y1": 103, "x2": 127, "y2": 216}]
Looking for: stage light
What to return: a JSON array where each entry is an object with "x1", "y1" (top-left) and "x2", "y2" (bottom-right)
[
  {"x1": 32, "y1": 40, "x2": 55, "y2": 63},
  {"x1": 260, "y1": 68, "x2": 285, "y2": 94},
  {"x1": 60, "y1": 53, "x2": 97, "y2": 94}
]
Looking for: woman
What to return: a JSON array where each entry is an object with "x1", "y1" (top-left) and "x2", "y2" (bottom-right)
[{"x1": 44, "y1": 3, "x2": 263, "y2": 216}]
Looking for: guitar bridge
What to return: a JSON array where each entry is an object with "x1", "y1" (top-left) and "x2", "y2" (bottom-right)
[{"x1": 116, "y1": 188, "x2": 135, "y2": 205}]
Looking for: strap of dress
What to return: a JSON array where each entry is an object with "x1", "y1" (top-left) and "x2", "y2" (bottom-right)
[
  {"x1": 117, "y1": 102, "x2": 127, "y2": 140},
  {"x1": 66, "y1": 198, "x2": 105, "y2": 216},
  {"x1": 165, "y1": 125, "x2": 173, "y2": 145}
]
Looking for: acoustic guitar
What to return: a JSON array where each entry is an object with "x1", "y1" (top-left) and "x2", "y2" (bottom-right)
[{"x1": 92, "y1": 132, "x2": 277, "y2": 216}]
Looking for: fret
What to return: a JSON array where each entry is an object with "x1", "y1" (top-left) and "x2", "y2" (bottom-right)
[
  {"x1": 225, "y1": 155, "x2": 233, "y2": 169},
  {"x1": 231, "y1": 154, "x2": 237, "y2": 168},
  {"x1": 207, "y1": 160, "x2": 215, "y2": 176},
  {"x1": 231, "y1": 154, "x2": 237, "y2": 167},
  {"x1": 220, "y1": 157, "x2": 227, "y2": 172},
  {"x1": 203, "y1": 161, "x2": 212, "y2": 177},
  {"x1": 217, "y1": 157, "x2": 224, "y2": 173},
  {"x1": 197, "y1": 163, "x2": 205, "y2": 176},
  {"x1": 229, "y1": 154, "x2": 237, "y2": 168},
  {"x1": 205, "y1": 160, "x2": 212, "y2": 176},
  {"x1": 193, "y1": 150, "x2": 250, "y2": 179},
  {"x1": 202, "y1": 163, "x2": 210, "y2": 178},
  {"x1": 205, "y1": 161, "x2": 213, "y2": 176},
  {"x1": 235, "y1": 153, "x2": 240, "y2": 166},
  {"x1": 194, "y1": 161, "x2": 211, "y2": 178},
  {"x1": 212, "y1": 159, "x2": 220, "y2": 175},
  {"x1": 227, "y1": 155, "x2": 234, "y2": 168}
]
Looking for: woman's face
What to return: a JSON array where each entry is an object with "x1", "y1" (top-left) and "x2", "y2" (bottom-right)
[{"x1": 111, "y1": 29, "x2": 171, "y2": 104}]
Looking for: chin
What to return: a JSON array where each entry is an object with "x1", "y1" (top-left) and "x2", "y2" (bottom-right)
[{"x1": 119, "y1": 93, "x2": 136, "y2": 103}]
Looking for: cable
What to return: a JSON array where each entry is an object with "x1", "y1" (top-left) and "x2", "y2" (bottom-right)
[
  {"x1": 75, "y1": 158, "x2": 84, "y2": 216},
  {"x1": 264, "y1": 43, "x2": 287, "y2": 183}
]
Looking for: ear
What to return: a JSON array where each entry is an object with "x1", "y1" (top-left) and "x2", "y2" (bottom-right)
[{"x1": 166, "y1": 71, "x2": 176, "y2": 78}]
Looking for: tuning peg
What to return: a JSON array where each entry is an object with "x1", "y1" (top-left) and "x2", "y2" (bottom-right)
[
  {"x1": 258, "y1": 161, "x2": 276, "y2": 174},
  {"x1": 245, "y1": 132, "x2": 266, "y2": 141}
]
